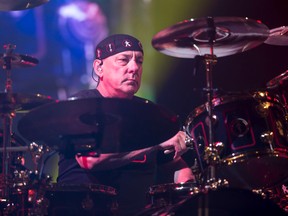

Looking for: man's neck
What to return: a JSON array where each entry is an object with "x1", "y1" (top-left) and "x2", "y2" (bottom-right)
[{"x1": 96, "y1": 86, "x2": 133, "y2": 99}]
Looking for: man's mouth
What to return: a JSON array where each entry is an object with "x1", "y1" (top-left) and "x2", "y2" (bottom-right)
[{"x1": 123, "y1": 79, "x2": 138, "y2": 86}]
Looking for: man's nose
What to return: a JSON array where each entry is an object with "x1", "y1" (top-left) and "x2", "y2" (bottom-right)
[{"x1": 128, "y1": 60, "x2": 140, "y2": 72}]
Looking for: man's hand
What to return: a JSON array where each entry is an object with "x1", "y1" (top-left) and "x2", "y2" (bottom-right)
[{"x1": 159, "y1": 131, "x2": 188, "y2": 159}]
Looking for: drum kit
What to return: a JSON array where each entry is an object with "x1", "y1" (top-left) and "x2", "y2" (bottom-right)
[
  {"x1": 0, "y1": 4, "x2": 288, "y2": 215},
  {"x1": 134, "y1": 17, "x2": 288, "y2": 215},
  {"x1": 148, "y1": 17, "x2": 288, "y2": 215}
]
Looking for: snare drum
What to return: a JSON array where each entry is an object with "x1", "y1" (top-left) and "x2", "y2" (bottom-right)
[
  {"x1": 44, "y1": 184, "x2": 118, "y2": 216},
  {"x1": 186, "y1": 92, "x2": 288, "y2": 189}
]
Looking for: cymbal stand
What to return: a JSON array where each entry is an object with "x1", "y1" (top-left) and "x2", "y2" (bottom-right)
[
  {"x1": 202, "y1": 54, "x2": 220, "y2": 187},
  {"x1": 1, "y1": 44, "x2": 16, "y2": 199},
  {"x1": 201, "y1": 17, "x2": 228, "y2": 190}
]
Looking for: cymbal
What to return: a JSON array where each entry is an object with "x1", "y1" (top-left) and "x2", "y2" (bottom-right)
[
  {"x1": 17, "y1": 97, "x2": 180, "y2": 153},
  {"x1": 266, "y1": 70, "x2": 288, "y2": 89},
  {"x1": 0, "y1": 53, "x2": 39, "y2": 68},
  {"x1": 264, "y1": 26, "x2": 288, "y2": 46},
  {"x1": 0, "y1": 0, "x2": 49, "y2": 11},
  {"x1": 152, "y1": 16, "x2": 269, "y2": 58},
  {"x1": 0, "y1": 93, "x2": 54, "y2": 113}
]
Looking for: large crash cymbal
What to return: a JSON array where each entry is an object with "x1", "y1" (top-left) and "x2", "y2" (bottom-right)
[
  {"x1": 152, "y1": 16, "x2": 269, "y2": 58},
  {"x1": 17, "y1": 97, "x2": 180, "y2": 153},
  {"x1": 264, "y1": 26, "x2": 288, "y2": 46},
  {"x1": 0, "y1": 93, "x2": 54, "y2": 113},
  {"x1": 0, "y1": 53, "x2": 39, "y2": 68},
  {"x1": 0, "y1": 0, "x2": 49, "y2": 11}
]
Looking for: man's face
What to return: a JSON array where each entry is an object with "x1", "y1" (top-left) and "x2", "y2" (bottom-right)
[{"x1": 98, "y1": 50, "x2": 143, "y2": 98}]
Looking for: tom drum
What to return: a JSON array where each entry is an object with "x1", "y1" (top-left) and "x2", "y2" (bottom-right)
[{"x1": 186, "y1": 92, "x2": 288, "y2": 189}]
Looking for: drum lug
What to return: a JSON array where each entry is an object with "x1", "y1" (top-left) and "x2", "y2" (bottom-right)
[
  {"x1": 184, "y1": 135, "x2": 194, "y2": 149},
  {"x1": 204, "y1": 177, "x2": 229, "y2": 191},
  {"x1": 204, "y1": 146, "x2": 220, "y2": 163},
  {"x1": 205, "y1": 114, "x2": 218, "y2": 126},
  {"x1": 255, "y1": 101, "x2": 271, "y2": 117},
  {"x1": 1, "y1": 200, "x2": 17, "y2": 215},
  {"x1": 260, "y1": 131, "x2": 274, "y2": 145},
  {"x1": 203, "y1": 142, "x2": 224, "y2": 162},
  {"x1": 214, "y1": 142, "x2": 224, "y2": 155},
  {"x1": 252, "y1": 188, "x2": 269, "y2": 200}
]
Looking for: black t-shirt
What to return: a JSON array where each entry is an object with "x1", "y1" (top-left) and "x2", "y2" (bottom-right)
[{"x1": 57, "y1": 89, "x2": 174, "y2": 216}]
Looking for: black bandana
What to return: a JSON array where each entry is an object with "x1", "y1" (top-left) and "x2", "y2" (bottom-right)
[{"x1": 95, "y1": 34, "x2": 143, "y2": 60}]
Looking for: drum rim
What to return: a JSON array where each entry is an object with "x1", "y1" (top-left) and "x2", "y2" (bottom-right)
[
  {"x1": 46, "y1": 183, "x2": 117, "y2": 195},
  {"x1": 149, "y1": 182, "x2": 200, "y2": 194},
  {"x1": 185, "y1": 91, "x2": 283, "y2": 127},
  {"x1": 220, "y1": 148, "x2": 288, "y2": 165}
]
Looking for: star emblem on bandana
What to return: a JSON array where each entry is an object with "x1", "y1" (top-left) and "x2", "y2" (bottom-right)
[{"x1": 123, "y1": 39, "x2": 132, "y2": 48}]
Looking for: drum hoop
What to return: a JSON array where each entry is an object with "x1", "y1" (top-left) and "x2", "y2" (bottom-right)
[
  {"x1": 149, "y1": 182, "x2": 199, "y2": 194},
  {"x1": 46, "y1": 183, "x2": 117, "y2": 195},
  {"x1": 186, "y1": 93, "x2": 253, "y2": 126},
  {"x1": 186, "y1": 91, "x2": 283, "y2": 127},
  {"x1": 221, "y1": 149, "x2": 288, "y2": 165}
]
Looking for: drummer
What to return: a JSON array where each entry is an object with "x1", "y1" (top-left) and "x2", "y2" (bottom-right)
[{"x1": 57, "y1": 34, "x2": 195, "y2": 216}]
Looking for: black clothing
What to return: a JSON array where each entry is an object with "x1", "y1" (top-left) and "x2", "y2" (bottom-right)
[{"x1": 57, "y1": 89, "x2": 174, "y2": 216}]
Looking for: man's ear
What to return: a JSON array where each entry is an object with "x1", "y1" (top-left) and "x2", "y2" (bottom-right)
[{"x1": 93, "y1": 59, "x2": 103, "y2": 77}]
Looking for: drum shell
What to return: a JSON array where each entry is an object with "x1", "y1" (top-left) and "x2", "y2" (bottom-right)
[
  {"x1": 44, "y1": 184, "x2": 118, "y2": 216},
  {"x1": 186, "y1": 93, "x2": 288, "y2": 189},
  {"x1": 148, "y1": 182, "x2": 200, "y2": 208}
]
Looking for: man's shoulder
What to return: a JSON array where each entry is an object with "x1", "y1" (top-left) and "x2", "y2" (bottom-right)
[
  {"x1": 71, "y1": 89, "x2": 102, "y2": 98},
  {"x1": 132, "y1": 95, "x2": 154, "y2": 104},
  {"x1": 70, "y1": 90, "x2": 153, "y2": 105}
]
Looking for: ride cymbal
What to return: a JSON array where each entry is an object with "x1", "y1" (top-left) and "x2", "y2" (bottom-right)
[
  {"x1": 152, "y1": 16, "x2": 269, "y2": 58},
  {"x1": 0, "y1": 53, "x2": 39, "y2": 68},
  {"x1": 0, "y1": 0, "x2": 49, "y2": 11},
  {"x1": 0, "y1": 93, "x2": 54, "y2": 113},
  {"x1": 17, "y1": 97, "x2": 180, "y2": 153},
  {"x1": 265, "y1": 26, "x2": 288, "y2": 46}
]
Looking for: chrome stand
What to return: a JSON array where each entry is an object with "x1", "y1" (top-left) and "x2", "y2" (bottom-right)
[
  {"x1": 200, "y1": 17, "x2": 228, "y2": 190},
  {"x1": 1, "y1": 44, "x2": 16, "y2": 199}
]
